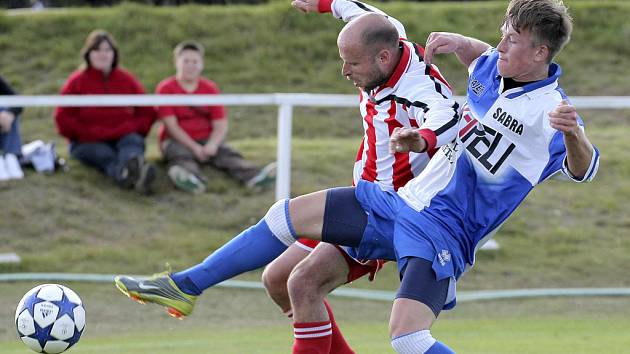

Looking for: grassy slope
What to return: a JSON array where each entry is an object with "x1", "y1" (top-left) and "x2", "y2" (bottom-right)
[
  {"x1": 0, "y1": 0, "x2": 627, "y2": 293},
  {"x1": 1, "y1": 0, "x2": 630, "y2": 143}
]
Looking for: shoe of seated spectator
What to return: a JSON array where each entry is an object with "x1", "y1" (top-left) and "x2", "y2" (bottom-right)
[
  {"x1": 245, "y1": 162, "x2": 277, "y2": 190},
  {"x1": 4, "y1": 154, "x2": 24, "y2": 179},
  {"x1": 114, "y1": 271, "x2": 197, "y2": 319},
  {"x1": 0, "y1": 156, "x2": 9, "y2": 181},
  {"x1": 135, "y1": 162, "x2": 157, "y2": 195},
  {"x1": 117, "y1": 156, "x2": 141, "y2": 189},
  {"x1": 168, "y1": 165, "x2": 206, "y2": 194}
]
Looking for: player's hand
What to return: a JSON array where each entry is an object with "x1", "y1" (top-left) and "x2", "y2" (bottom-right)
[
  {"x1": 549, "y1": 100, "x2": 580, "y2": 136},
  {"x1": 424, "y1": 32, "x2": 463, "y2": 66},
  {"x1": 291, "y1": 0, "x2": 319, "y2": 13},
  {"x1": 389, "y1": 127, "x2": 426, "y2": 154},
  {"x1": 0, "y1": 110, "x2": 15, "y2": 133}
]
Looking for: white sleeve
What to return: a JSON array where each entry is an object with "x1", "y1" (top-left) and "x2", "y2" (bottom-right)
[
  {"x1": 404, "y1": 77, "x2": 460, "y2": 151},
  {"x1": 413, "y1": 97, "x2": 461, "y2": 151},
  {"x1": 330, "y1": 0, "x2": 407, "y2": 39}
]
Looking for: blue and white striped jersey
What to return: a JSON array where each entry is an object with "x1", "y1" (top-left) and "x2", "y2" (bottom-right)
[{"x1": 397, "y1": 48, "x2": 600, "y2": 275}]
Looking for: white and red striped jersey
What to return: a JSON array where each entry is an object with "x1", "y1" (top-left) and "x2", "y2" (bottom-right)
[{"x1": 322, "y1": 0, "x2": 461, "y2": 191}]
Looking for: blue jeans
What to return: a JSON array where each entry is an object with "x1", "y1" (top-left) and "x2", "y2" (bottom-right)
[
  {"x1": 0, "y1": 112, "x2": 22, "y2": 156},
  {"x1": 70, "y1": 133, "x2": 145, "y2": 182}
]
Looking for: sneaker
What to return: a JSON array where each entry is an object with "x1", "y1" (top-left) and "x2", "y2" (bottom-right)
[
  {"x1": 4, "y1": 154, "x2": 24, "y2": 179},
  {"x1": 118, "y1": 156, "x2": 141, "y2": 189},
  {"x1": 0, "y1": 156, "x2": 9, "y2": 181},
  {"x1": 135, "y1": 162, "x2": 157, "y2": 195},
  {"x1": 114, "y1": 272, "x2": 197, "y2": 319},
  {"x1": 245, "y1": 162, "x2": 277, "y2": 189},
  {"x1": 168, "y1": 165, "x2": 206, "y2": 194}
]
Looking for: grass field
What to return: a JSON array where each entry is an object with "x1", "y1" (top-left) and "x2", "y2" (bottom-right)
[
  {"x1": 1, "y1": 1, "x2": 629, "y2": 352},
  {"x1": 2, "y1": 283, "x2": 630, "y2": 353}
]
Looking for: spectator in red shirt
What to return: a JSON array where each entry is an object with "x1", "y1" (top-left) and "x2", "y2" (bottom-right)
[
  {"x1": 54, "y1": 30, "x2": 156, "y2": 194},
  {"x1": 155, "y1": 41, "x2": 275, "y2": 194}
]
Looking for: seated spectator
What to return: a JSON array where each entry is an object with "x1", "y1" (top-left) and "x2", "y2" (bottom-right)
[
  {"x1": 54, "y1": 30, "x2": 156, "y2": 194},
  {"x1": 0, "y1": 75, "x2": 25, "y2": 181},
  {"x1": 155, "y1": 41, "x2": 275, "y2": 194}
]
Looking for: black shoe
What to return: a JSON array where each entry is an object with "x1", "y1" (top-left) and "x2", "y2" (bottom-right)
[
  {"x1": 118, "y1": 156, "x2": 141, "y2": 189},
  {"x1": 135, "y1": 162, "x2": 156, "y2": 195}
]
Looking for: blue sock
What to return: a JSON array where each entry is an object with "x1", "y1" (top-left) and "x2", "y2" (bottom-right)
[
  {"x1": 425, "y1": 341, "x2": 454, "y2": 354},
  {"x1": 171, "y1": 199, "x2": 296, "y2": 295}
]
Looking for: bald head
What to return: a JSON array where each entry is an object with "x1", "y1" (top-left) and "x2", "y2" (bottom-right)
[
  {"x1": 337, "y1": 13, "x2": 401, "y2": 91},
  {"x1": 338, "y1": 13, "x2": 399, "y2": 55}
]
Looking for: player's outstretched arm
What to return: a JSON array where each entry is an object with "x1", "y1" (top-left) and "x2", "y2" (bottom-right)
[
  {"x1": 291, "y1": 0, "x2": 319, "y2": 13},
  {"x1": 549, "y1": 100, "x2": 596, "y2": 180},
  {"x1": 293, "y1": 0, "x2": 407, "y2": 38},
  {"x1": 424, "y1": 32, "x2": 491, "y2": 68}
]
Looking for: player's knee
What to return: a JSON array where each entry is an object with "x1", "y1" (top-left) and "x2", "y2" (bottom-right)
[
  {"x1": 389, "y1": 318, "x2": 432, "y2": 338},
  {"x1": 287, "y1": 264, "x2": 321, "y2": 304},
  {"x1": 262, "y1": 264, "x2": 289, "y2": 293}
]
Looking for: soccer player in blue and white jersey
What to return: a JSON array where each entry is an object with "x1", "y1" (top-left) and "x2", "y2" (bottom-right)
[{"x1": 115, "y1": 0, "x2": 599, "y2": 352}]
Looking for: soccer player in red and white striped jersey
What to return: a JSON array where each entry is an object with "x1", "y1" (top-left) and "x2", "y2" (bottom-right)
[{"x1": 261, "y1": 1, "x2": 460, "y2": 353}]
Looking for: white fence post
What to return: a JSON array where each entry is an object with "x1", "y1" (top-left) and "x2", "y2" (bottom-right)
[{"x1": 276, "y1": 103, "x2": 293, "y2": 201}]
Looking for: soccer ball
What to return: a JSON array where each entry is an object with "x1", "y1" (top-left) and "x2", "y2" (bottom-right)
[{"x1": 15, "y1": 284, "x2": 86, "y2": 353}]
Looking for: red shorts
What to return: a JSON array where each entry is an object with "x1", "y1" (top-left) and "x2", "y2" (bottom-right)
[{"x1": 296, "y1": 238, "x2": 385, "y2": 283}]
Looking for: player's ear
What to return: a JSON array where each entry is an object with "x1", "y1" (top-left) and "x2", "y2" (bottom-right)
[
  {"x1": 377, "y1": 48, "x2": 390, "y2": 65},
  {"x1": 534, "y1": 44, "x2": 549, "y2": 64}
]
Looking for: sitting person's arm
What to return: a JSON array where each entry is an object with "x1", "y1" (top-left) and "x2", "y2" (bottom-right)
[
  {"x1": 162, "y1": 115, "x2": 209, "y2": 162},
  {"x1": 202, "y1": 118, "x2": 227, "y2": 157},
  {"x1": 54, "y1": 72, "x2": 82, "y2": 141},
  {"x1": 126, "y1": 72, "x2": 156, "y2": 137},
  {"x1": 0, "y1": 76, "x2": 23, "y2": 120}
]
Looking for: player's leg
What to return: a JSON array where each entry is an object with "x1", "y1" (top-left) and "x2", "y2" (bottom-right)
[
  {"x1": 288, "y1": 243, "x2": 354, "y2": 354},
  {"x1": 389, "y1": 257, "x2": 454, "y2": 354},
  {"x1": 114, "y1": 188, "x2": 333, "y2": 318},
  {"x1": 288, "y1": 185, "x2": 371, "y2": 353},
  {"x1": 262, "y1": 243, "x2": 311, "y2": 314}
]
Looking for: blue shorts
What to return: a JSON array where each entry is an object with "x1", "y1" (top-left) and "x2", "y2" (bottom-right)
[{"x1": 351, "y1": 180, "x2": 460, "y2": 309}]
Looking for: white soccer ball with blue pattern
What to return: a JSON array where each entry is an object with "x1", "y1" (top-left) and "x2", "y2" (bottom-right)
[{"x1": 15, "y1": 284, "x2": 86, "y2": 353}]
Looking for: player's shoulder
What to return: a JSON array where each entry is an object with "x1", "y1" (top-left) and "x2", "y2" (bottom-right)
[{"x1": 469, "y1": 48, "x2": 498, "y2": 75}]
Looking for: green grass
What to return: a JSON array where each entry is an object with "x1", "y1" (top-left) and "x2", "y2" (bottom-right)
[
  {"x1": 0, "y1": 1, "x2": 629, "y2": 351},
  {"x1": 5, "y1": 319, "x2": 629, "y2": 354},
  {"x1": 2, "y1": 283, "x2": 630, "y2": 353}
]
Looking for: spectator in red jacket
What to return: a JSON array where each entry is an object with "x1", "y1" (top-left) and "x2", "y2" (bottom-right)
[
  {"x1": 54, "y1": 30, "x2": 156, "y2": 194},
  {"x1": 155, "y1": 41, "x2": 275, "y2": 194}
]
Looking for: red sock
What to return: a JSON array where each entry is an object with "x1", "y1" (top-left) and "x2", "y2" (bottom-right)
[
  {"x1": 324, "y1": 299, "x2": 355, "y2": 354},
  {"x1": 292, "y1": 321, "x2": 332, "y2": 354}
]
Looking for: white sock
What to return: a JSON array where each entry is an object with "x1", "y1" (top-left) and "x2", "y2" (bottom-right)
[
  {"x1": 4, "y1": 154, "x2": 24, "y2": 179},
  {"x1": 391, "y1": 330, "x2": 436, "y2": 354},
  {"x1": 264, "y1": 199, "x2": 297, "y2": 246},
  {"x1": 0, "y1": 156, "x2": 9, "y2": 181}
]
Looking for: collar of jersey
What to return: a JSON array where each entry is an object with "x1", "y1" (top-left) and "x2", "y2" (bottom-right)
[{"x1": 498, "y1": 63, "x2": 562, "y2": 99}]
